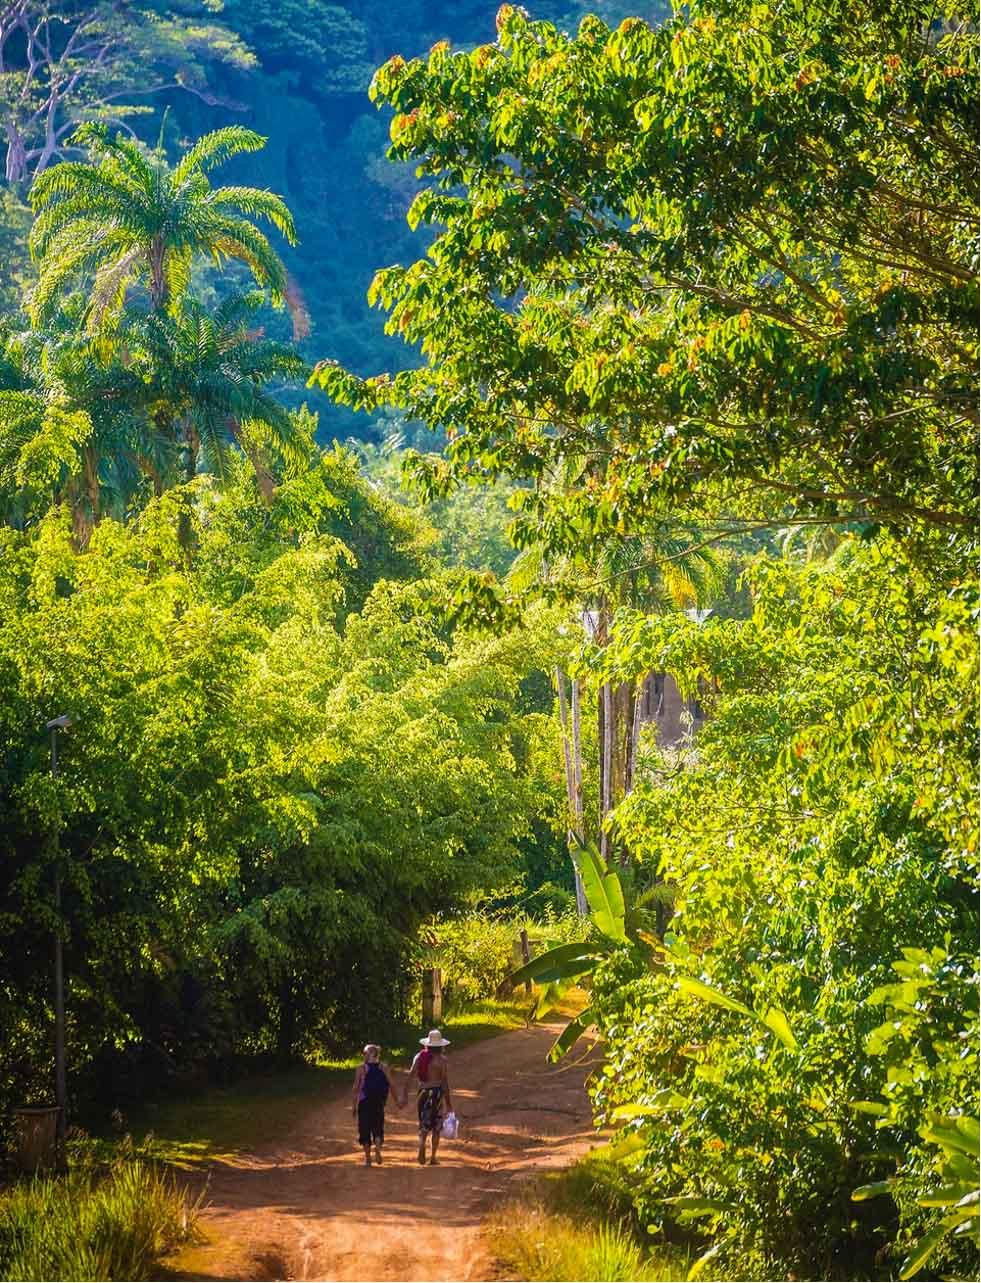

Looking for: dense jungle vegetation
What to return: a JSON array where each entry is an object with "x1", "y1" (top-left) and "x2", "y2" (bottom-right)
[{"x1": 0, "y1": 1, "x2": 978, "y2": 1282}]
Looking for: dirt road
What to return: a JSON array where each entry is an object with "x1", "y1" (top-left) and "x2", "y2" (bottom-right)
[{"x1": 170, "y1": 1020, "x2": 600, "y2": 1282}]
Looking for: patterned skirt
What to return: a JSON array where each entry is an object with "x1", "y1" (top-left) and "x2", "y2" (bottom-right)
[{"x1": 417, "y1": 1085, "x2": 443, "y2": 1134}]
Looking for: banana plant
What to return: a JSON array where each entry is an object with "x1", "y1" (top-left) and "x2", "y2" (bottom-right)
[{"x1": 507, "y1": 839, "x2": 642, "y2": 1060}]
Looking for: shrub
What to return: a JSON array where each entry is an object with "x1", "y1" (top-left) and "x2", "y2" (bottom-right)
[
  {"x1": 0, "y1": 1142, "x2": 200, "y2": 1282},
  {"x1": 418, "y1": 906, "x2": 588, "y2": 1009},
  {"x1": 418, "y1": 913, "x2": 517, "y2": 1007}
]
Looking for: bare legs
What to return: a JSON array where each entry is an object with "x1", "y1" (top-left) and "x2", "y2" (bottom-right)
[{"x1": 417, "y1": 1127, "x2": 440, "y2": 1164}]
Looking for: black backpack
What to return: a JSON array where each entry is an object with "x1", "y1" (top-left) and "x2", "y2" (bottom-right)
[{"x1": 363, "y1": 1062, "x2": 389, "y2": 1102}]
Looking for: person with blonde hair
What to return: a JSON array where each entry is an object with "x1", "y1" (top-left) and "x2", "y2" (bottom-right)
[
  {"x1": 351, "y1": 1043, "x2": 396, "y2": 1166},
  {"x1": 403, "y1": 1029, "x2": 453, "y2": 1165}
]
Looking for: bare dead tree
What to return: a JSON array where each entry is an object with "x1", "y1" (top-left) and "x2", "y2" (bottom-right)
[{"x1": 0, "y1": 1, "x2": 250, "y2": 185}]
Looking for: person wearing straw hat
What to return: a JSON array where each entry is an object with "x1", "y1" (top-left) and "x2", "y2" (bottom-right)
[
  {"x1": 402, "y1": 1029, "x2": 453, "y2": 1165},
  {"x1": 351, "y1": 1044, "x2": 397, "y2": 1167}
]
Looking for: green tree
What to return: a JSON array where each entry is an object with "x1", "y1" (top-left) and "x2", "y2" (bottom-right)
[
  {"x1": 0, "y1": 304, "x2": 151, "y2": 534},
  {"x1": 28, "y1": 123, "x2": 299, "y2": 326},
  {"x1": 221, "y1": 0, "x2": 373, "y2": 91},
  {"x1": 0, "y1": 464, "x2": 561, "y2": 1104},
  {"x1": 583, "y1": 539, "x2": 978, "y2": 1280},
  {"x1": 0, "y1": 292, "x2": 307, "y2": 535},
  {"x1": 315, "y1": 1, "x2": 978, "y2": 548},
  {"x1": 132, "y1": 291, "x2": 307, "y2": 486}
]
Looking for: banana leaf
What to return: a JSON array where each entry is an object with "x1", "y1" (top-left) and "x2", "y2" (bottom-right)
[
  {"x1": 508, "y1": 940, "x2": 606, "y2": 988},
  {"x1": 852, "y1": 1181, "x2": 894, "y2": 1201},
  {"x1": 898, "y1": 1224, "x2": 949, "y2": 1281},
  {"x1": 921, "y1": 1121, "x2": 981, "y2": 1155},
  {"x1": 531, "y1": 977, "x2": 573, "y2": 1020},
  {"x1": 759, "y1": 1005, "x2": 798, "y2": 1050},
  {"x1": 918, "y1": 1183, "x2": 978, "y2": 1207},
  {"x1": 547, "y1": 1007, "x2": 595, "y2": 1062},
  {"x1": 571, "y1": 840, "x2": 626, "y2": 943},
  {"x1": 679, "y1": 978, "x2": 799, "y2": 1052},
  {"x1": 687, "y1": 1239, "x2": 726, "y2": 1282},
  {"x1": 954, "y1": 1116, "x2": 981, "y2": 1145}
]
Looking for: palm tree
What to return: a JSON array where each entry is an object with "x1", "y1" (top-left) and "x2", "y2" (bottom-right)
[
  {"x1": 0, "y1": 292, "x2": 307, "y2": 539},
  {"x1": 27, "y1": 123, "x2": 301, "y2": 330},
  {"x1": 130, "y1": 291, "x2": 307, "y2": 489},
  {"x1": 0, "y1": 307, "x2": 153, "y2": 538}
]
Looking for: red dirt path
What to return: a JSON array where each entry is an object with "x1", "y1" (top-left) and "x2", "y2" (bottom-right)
[{"x1": 168, "y1": 1020, "x2": 600, "y2": 1282}]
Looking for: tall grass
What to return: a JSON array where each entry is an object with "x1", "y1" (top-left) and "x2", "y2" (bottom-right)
[
  {"x1": 489, "y1": 1203, "x2": 683, "y2": 1282},
  {"x1": 0, "y1": 1145, "x2": 200, "y2": 1282},
  {"x1": 487, "y1": 1146, "x2": 688, "y2": 1283}
]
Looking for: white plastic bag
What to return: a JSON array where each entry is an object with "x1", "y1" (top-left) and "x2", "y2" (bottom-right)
[{"x1": 441, "y1": 1110, "x2": 458, "y2": 1139}]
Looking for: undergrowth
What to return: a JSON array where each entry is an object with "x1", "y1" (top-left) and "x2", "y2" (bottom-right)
[
  {"x1": 487, "y1": 1145, "x2": 688, "y2": 1282},
  {"x1": 0, "y1": 1140, "x2": 200, "y2": 1282}
]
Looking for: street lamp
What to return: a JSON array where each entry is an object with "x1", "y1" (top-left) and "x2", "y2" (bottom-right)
[{"x1": 46, "y1": 714, "x2": 71, "y2": 1149}]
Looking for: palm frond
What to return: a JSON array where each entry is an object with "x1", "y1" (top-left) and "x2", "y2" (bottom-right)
[
  {"x1": 209, "y1": 223, "x2": 289, "y2": 301},
  {"x1": 207, "y1": 187, "x2": 298, "y2": 244},
  {"x1": 173, "y1": 126, "x2": 267, "y2": 183},
  {"x1": 30, "y1": 225, "x2": 128, "y2": 323},
  {"x1": 163, "y1": 245, "x2": 194, "y2": 316},
  {"x1": 87, "y1": 248, "x2": 143, "y2": 330}
]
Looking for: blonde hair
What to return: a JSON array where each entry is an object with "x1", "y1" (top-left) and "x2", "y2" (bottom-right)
[{"x1": 363, "y1": 1043, "x2": 381, "y2": 1062}]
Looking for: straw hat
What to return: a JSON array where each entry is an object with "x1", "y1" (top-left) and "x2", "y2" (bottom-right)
[{"x1": 420, "y1": 1028, "x2": 450, "y2": 1047}]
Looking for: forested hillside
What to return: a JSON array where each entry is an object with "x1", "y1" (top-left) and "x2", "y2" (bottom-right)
[{"x1": 0, "y1": 0, "x2": 666, "y2": 437}]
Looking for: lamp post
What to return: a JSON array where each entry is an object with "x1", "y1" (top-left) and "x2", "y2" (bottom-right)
[{"x1": 46, "y1": 714, "x2": 71, "y2": 1148}]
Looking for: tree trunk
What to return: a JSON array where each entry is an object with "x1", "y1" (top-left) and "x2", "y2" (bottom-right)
[
  {"x1": 149, "y1": 237, "x2": 168, "y2": 311},
  {"x1": 4, "y1": 124, "x2": 27, "y2": 183},
  {"x1": 571, "y1": 676, "x2": 584, "y2": 834},
  {"x1": 556, "y1": 666, "x2": 575, "y2": 806},
  {"x1": 600, "y1": 680, "x2": 613, "y2": 862},
  {"x1": 556, "y1": 668, "x2": 588, "y2": 915},
  {"x1": 183, "y1": 419, "x2": 201, "y2": 481},
  {"x1": 627, "y1": 680, "x2": 644, "y2": 795}
]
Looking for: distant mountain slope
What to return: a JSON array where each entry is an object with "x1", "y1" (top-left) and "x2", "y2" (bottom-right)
[{"x1": 163, "y1": 2, "x2": 670, "y2": 439}]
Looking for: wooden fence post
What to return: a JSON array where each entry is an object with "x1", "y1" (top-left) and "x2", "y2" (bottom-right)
[
  {"x1": 519, "y1": 929, "x2": 533, "y2": 996},
  {"x1": 422, "y1": 967, "x2": 442, "y2": 1024}
]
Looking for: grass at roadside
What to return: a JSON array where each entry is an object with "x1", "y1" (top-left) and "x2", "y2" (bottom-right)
[
  {"x1": 486, "y1": 1144, "x2": 688, "y2": 1283},
  {"x1": 0, "y1": 1141, "x2": 200, "y2": 1282},
  {"x1": 114, "y1": 995, "x2": 538, "y2": 1167}
]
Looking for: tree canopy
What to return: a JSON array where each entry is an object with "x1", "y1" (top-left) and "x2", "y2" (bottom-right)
[{"x1": 315, "y1": 1, "x2": 977, "y2": 546}]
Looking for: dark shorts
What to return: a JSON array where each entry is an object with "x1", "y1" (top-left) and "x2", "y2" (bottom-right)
[
  {"x1": 358, "y1": 1096, "x2": 385, "y2": 1146},
  {"x1": 417, "y1": 1085, "x2": 443, "y2": 1134}
]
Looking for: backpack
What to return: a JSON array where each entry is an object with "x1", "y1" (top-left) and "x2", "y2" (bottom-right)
[
  {"x1": 363, "y1": 1061, "x2": 389, "y2": 1102},
  {"x1": 416, "y1": 1048, "x2": 433, "y2": 1082}
]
